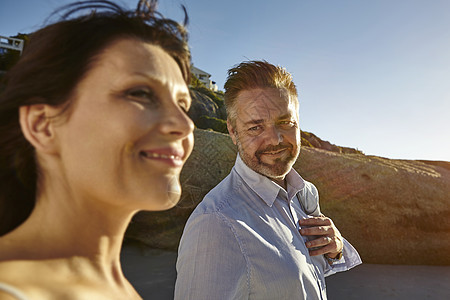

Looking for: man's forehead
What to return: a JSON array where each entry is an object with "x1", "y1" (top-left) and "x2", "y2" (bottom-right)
[{"x1": 236, "y1": 88, "x2": 296, "y2": 122}]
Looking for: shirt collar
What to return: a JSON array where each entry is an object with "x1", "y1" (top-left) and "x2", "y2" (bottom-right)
[{"x1": 234, "y1": 154, "x2": 305, "y2": 207}]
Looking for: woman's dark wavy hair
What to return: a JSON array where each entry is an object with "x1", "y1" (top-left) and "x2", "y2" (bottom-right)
[{"x1": 0, "y1": 0, "x2": 191, "y2": 235}]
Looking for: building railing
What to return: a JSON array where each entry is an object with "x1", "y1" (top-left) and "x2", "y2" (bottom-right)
[{"x1": 0, "y1": 35, "x2": 24, "y2": 55}]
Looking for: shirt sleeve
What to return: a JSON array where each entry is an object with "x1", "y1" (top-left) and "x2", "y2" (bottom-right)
[
  {"x1": 174, "y1": 211, "x2": 249, "y2": 300},
  {"x1": 301, "y1": 181, "x2": 362, "y2": 277},
  {"x1": 323, "y1": 237, "x2": 363, "y2": 277}
]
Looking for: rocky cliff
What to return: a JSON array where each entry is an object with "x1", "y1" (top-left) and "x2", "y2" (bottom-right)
[
  {"x1": 126, "y1": 129, "x2": 450, "y2": 265},
  {"x1": 188, "y1": 88, "x2": 363, "y2": 154}
]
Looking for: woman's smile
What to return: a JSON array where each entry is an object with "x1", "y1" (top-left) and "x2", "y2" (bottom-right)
[{"x1": 140, "y1": 147, "x2": 185, "y2": 167}]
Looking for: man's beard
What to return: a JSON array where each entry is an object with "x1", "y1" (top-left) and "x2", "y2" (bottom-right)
[{"x1": 236, "y1": 137, "x2": 299, "y2": 180}]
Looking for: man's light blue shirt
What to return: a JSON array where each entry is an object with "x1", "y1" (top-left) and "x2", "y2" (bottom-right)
[{"x1": 175, "y1": 154, "x2": 362, "y2": 300}]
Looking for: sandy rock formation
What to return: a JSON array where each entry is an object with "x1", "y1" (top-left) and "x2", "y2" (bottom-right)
[
  {"x1": 301, "y1": 131, "x2": 363, "y2": 155},
  {"x1": 126, "y1": 129, "x2": 450, "y2": 265}
]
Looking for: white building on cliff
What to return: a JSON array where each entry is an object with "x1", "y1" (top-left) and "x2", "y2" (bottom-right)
[
  {"x1": 0, "y1": 35, "x2": 24, "y2": 55},
  {"x1": 191, "y1": 65, "x2": 218, "y2": 91}
]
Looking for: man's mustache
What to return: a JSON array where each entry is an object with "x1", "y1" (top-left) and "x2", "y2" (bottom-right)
[{"x1": 256, "y1": 143, "x2": 293, "y2": 155}]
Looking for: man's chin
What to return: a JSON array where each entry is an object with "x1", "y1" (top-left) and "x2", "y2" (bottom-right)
[
  {"x1": 257, "y1": 163, "x2": 291, "y2": 179},
  {"x1": 240, "y1": 150, "x2": 295, "y2": 178}
]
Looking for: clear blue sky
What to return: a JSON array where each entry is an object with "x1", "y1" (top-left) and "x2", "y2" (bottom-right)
[{"x1": 1, "y1": 0, "x2": 449, "y2": 161}]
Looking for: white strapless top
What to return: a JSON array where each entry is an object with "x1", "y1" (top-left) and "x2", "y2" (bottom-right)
[{"x1": 0, "y1": 283, "x2": 29, "y2": 300}]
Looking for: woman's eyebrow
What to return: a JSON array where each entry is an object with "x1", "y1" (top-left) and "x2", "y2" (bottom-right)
[
  {"x1": 176, "y1": 90, "x2": 190, "y2": 99},
  {"x1": 131, "y1": 71, "x2": 162, "y2": 84}
]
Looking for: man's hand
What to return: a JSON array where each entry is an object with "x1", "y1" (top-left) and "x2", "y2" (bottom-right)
[{"x1": 298, "y1": 215, "x2": 343, "y2": 258}]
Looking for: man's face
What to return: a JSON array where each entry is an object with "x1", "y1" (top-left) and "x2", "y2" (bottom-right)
[{"x1": 228, "y1": 87, "x2": 300, "y2": 181}]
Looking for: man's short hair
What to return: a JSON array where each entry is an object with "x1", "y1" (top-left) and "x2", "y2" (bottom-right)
[{"x1": 224, "y1": 60, "x2": 298, "y2": 127}]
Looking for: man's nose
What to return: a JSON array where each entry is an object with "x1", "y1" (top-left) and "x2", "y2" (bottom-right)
[{"x1": 265, "y1": 125, "x2": 283, "y2": 145}]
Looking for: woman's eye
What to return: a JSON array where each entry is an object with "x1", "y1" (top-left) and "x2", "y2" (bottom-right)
[
  {"x1": 125, "y1": 88, "x2": 157, "y2": 104},
  {"x1": 178, "y1": 99, "x2": 190, "y2": 113}
]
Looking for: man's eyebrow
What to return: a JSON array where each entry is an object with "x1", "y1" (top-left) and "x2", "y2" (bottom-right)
[
  {"x1": 244, "y1": 119, "x2": 264, "y2": 125},
  {"x1": 278, "y1": 113, "x2": 293, "y2": 120}
]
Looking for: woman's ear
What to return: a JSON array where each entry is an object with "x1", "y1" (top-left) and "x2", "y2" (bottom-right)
[{"x1": 19, "y1": 104, "x2": 60, "y2": 154}]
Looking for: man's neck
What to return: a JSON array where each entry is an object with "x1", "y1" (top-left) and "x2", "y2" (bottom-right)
[{"x1": 271, "y1": 177, "x2": 287, "y2": 190}]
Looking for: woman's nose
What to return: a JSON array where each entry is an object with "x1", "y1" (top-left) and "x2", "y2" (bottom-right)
[{"x1": 159, "y1": 102, "x2": 194, "y2": 138}]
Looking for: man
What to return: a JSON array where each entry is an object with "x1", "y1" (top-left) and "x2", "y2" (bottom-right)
[{"x1": 175, "y1": 61, "x2": 361, "y2": 299}]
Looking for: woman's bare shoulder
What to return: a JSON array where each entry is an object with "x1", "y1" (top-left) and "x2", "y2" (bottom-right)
[
  {"x1": 0, "y1": 259, "x2": 66, "y2": 289},
  {"x1": 0, "y1": 262, "x2": 32, "y2": 299},
  {"x1": 0, "y1": 259, "x2": 141, "y2": 300},
  {"x1": 0, "y1": 281, "x2": 29, "y2": 300},
  {"x1": 0, "y1": 259, "x2": 35, "y2": 279},
  {"x1": 0, "y1": 292, "x2": 20, "y2": 300}
]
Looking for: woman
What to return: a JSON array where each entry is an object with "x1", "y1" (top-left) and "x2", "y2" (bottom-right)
[{"x1": 0, "y1": 0, "x2": 194, "y2": 298}]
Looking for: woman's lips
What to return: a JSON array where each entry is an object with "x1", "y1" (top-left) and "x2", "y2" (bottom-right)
[{"x1": 140, "y1": 149, "x2": 184, "y2": 167}]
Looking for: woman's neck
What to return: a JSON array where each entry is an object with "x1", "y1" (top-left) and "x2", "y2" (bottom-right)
[{"x1": 0, "y1": 192, "x2": 135, "y2": 281}]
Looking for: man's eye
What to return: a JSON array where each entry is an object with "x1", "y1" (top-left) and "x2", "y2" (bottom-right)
[
  {"x1": 249, "y1": 125, "x2": 261, "y2": 131},
  {"x1": 279, "y1": 121, "x2": 296, "y2": 128}
]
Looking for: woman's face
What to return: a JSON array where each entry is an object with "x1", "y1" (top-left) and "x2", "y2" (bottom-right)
[{"x1": 55, "y1": 38, "x2": 194, "y2": 211}]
